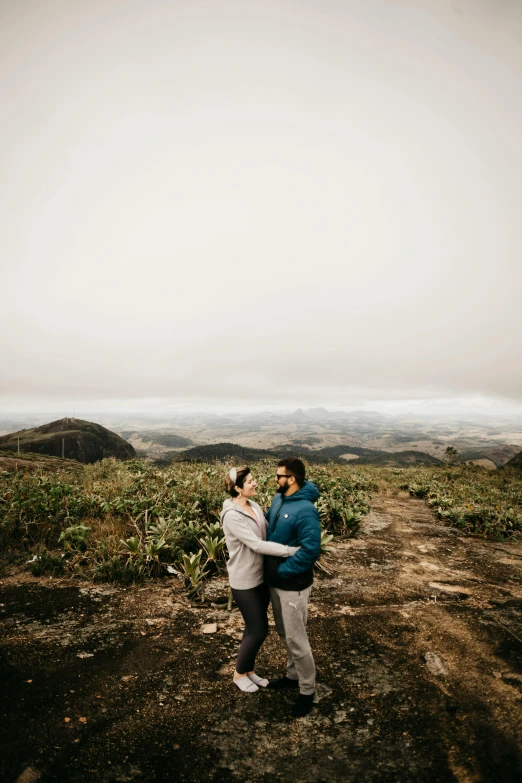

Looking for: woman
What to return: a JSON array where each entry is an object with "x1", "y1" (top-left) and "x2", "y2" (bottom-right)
[{"x1": 220, "y1": 465, "x2": 299, "y2": 693}]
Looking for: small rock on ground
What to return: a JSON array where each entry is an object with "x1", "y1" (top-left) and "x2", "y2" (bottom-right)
[{"x1": 425, "y1": 651, "x2": 449, "y2": 676}]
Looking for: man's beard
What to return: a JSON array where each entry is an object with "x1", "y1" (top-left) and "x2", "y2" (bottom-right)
[{"x1": 276, "y1": 483, "x2": 287, "y2": 495}]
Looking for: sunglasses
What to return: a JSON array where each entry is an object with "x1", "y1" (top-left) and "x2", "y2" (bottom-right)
[{"x1": 275, "y1": 473, "x2": 294, "y2": 481}]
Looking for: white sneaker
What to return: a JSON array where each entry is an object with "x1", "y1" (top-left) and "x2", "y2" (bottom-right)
[
  {"x1": 247, "y1": 672, "x2": 269, "y2": 687},
  {"x1": 233, "y1": 675, "x2": 259, "y2": 692}
]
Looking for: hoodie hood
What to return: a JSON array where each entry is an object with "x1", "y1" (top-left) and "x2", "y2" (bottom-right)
[
  {"x1": 221, "y1": 498, "x2": 236, "y2": 513},
  {"x1": 220, "y1": 497, "x2": 263, "y2": 523},
  {"x1": 284, "y1": 480, "x2": 320, "y2": 504},
  {"x1": 220, "y1": 497, "x2": 237, "y2": 523}
]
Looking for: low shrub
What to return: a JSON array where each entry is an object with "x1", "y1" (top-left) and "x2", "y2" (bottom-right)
[
  {"x1": 28, "y1": 548, "x2": 66, "y2": 577},
  {"x1": 369, "y1": 464, "x2": 522, "y2": 540},
  {"x1": 1, "y1": 458, "x2": 374, "y2": 584}
]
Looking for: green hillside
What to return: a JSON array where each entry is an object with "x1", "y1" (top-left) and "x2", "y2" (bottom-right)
[
  {"x1": 313, "y1": 445, "x2": 443, "y2": 466},
  {"x1": 174, "y1": 442, "x2": 275, "y2": 463},
  {"x1": 118, "y1": 430, "x2": 193, "y2": 448},
  {"x1": 0, "y1": 418, "x2": 136, "y2": 464},
  {"x1": 174, "y1": 442, "x2": 442, "y2": 466}
]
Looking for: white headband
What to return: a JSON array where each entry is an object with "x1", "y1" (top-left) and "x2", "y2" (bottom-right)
[{"x1": 229, "y1": 467, "x2": 237, "y2": 484}]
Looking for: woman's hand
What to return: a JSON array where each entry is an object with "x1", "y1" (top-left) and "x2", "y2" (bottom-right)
[{"x1": 288, "y1": 546, "x2": 301, "y2": 556}]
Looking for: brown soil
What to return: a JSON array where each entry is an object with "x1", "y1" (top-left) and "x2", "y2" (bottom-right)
[{"x1": 1, "y1": 495, "x2": 522, "y2": 782}]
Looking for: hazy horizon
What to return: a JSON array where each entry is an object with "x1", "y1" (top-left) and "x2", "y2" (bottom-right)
[
  {"x1": 2, "y1": 396, "x2": 522, "y2": 421},
  {"x1": 1, "y1": 0, "x2": 521, "y2": 413}
]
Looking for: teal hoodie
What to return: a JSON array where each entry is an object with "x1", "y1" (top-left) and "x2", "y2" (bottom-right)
[{"x1": 264, "y1": 480, "x2": 321, "y2": 591}]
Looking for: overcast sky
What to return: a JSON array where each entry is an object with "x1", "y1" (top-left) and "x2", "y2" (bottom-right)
[{"x1": 1, "y1": 0, "x2": 521, "y2": 414}]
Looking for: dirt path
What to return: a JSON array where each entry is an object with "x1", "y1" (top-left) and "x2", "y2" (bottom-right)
[{"x1": 1, "y1": 495, "x2": 522, "y2": 782}]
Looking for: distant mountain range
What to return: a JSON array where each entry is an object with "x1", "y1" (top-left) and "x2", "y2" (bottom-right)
[
  {"x1": 172, "y1": 442, "x2": 443, "y2": 467},
  {"x1": 1, "y1": 411, "x2": 520, "y2": 471},
  {"x1": 0, "y1": 418, "x2": 136, "y2": 464}
]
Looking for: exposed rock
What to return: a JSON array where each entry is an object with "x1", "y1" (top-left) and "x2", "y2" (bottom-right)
[
  {"x1": 314, "y1": 682, "x2": 333, "y2": 702},
  {"x1": 2, "y1": 493, "x2": 522, "y2": 782},
  {"x1": 424, "y1": 652, "x2": 449, "y2": 676}
]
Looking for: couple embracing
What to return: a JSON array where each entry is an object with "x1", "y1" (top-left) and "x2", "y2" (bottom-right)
[{"x1": 219, "y1": 458, "x2": 321, "y2": 718}]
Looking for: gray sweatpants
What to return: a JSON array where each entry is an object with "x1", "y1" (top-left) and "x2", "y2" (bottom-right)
[{"x1": 269, "y1": 586, "x2": 316, "y2": 695}]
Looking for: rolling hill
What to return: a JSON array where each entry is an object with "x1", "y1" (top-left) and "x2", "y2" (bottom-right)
[
  {"x1": 0, "y1": 418, "x2": 136, "y2": 464},
  {"x1": 173, "y1": 442, "x2": 443, "y2": 467},
  {"x1": 172, "y1": 442, "x2": 275, "y2": 463},
  {"x1": 117, "y1": 430, "x2": 193, "y2": 448}
]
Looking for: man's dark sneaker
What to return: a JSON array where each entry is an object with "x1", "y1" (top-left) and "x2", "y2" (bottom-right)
[
  {"x1": 266, "y1": 676, "x2": 299, "y2": 690},
  {"x1": 291, "y1": 693, "x2": 315, "y2": 718}
]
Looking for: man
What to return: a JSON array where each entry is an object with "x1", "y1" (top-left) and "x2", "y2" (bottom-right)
[{"x1": 264, "y1": 457, "x2": 321, "y2": 718}]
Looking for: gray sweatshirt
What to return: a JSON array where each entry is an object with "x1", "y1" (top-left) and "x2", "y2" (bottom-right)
[{"x1": 220, "y1": 498, "x2": 299, "y2": 590}]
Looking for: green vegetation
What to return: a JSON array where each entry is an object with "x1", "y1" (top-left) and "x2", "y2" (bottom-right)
[
  {"x1": 175, "y1": 443, "x2": 275, "y2": 462},
  {"x1": 444, "y1": 446, "x2": 459, "y2": 465},
  {"x1": 1, "y1": 458, "x2": 520, "y2": 585},
  {"x1": 27, "y1": 549, "x2": 66, "y2": 577},
  {"x1": 0, "y1": 458, "x2": 373, "y2": 585},
  {"x1": 311, "y1": 445, "x2": 443, "y2": 466},
  {"x1": 359, "y1": 464, "x2": 522, "y2": 540},
  {"x1": 174, "y1": 442, "x2": 443, "y2": 466}
]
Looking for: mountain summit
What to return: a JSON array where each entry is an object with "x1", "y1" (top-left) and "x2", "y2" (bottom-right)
[{"x1": 0, "y1": 418, "x2": 136, "y2": 464}]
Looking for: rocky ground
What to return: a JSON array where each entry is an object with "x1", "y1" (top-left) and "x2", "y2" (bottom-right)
[{"x1": 1, "y1": 494, "x2": 522, "y2": 783}]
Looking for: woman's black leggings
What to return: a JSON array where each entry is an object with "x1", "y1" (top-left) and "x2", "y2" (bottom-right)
[{"x1": 231, "y1": 583, "x2": 270, "y2": 674}]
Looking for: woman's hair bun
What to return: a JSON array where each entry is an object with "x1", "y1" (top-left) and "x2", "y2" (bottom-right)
[{"x1": 224, "y1": 465, "x2": 251, "y2": 497}]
